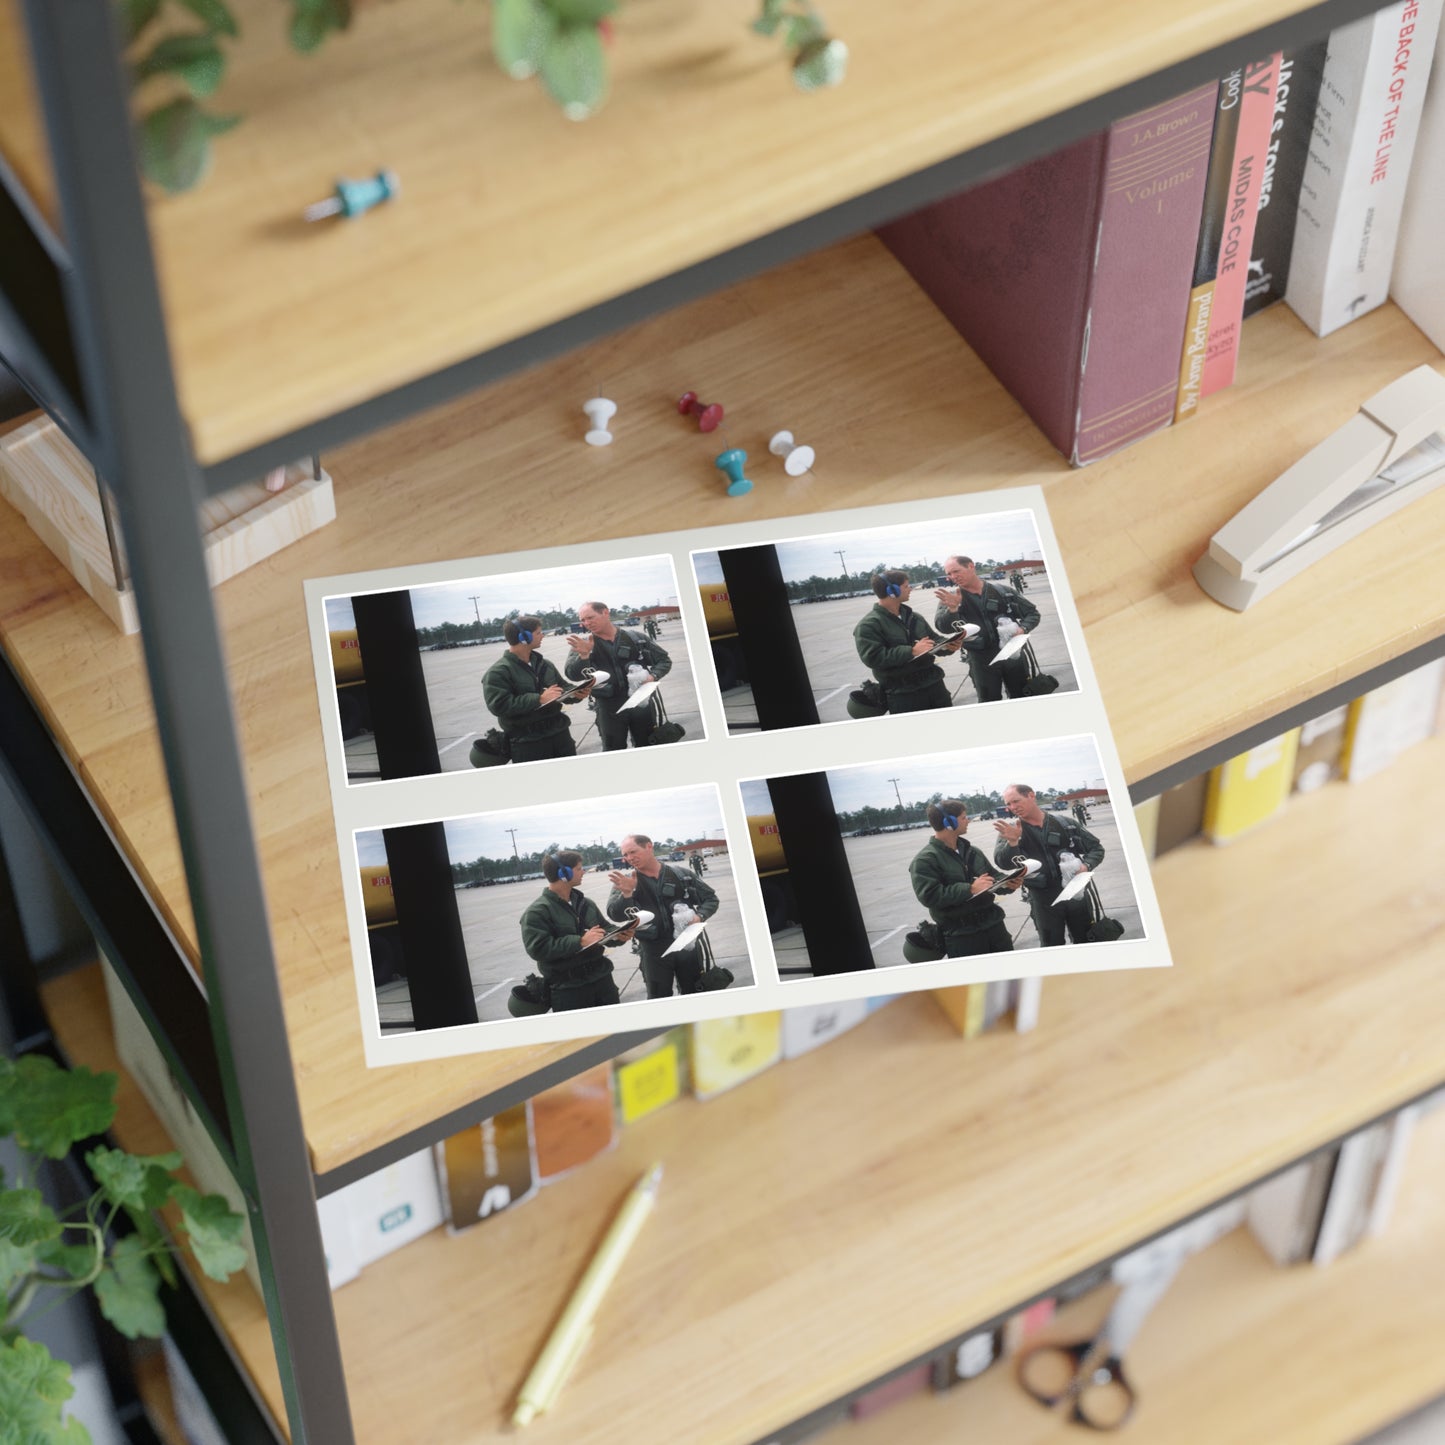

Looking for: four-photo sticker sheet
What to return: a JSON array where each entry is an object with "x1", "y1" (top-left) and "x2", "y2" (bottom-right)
[{"x1": 305, "y1": 485, "x2": 1171, "y2": 1066}]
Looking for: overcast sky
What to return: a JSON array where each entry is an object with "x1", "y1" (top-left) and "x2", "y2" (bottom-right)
[
  {"x1": 355, "y1": 783, "x2": 727, "y2": 866},
  {"x1": 326, "y1": 556, "x2": 681, "y2": 632}
]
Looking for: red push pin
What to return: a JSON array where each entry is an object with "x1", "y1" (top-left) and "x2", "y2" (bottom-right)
[{"x1": 677, "y1": 390, "x2": 724, "y2": 432}]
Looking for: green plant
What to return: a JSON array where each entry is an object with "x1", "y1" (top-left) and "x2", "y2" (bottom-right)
[
  {"x1": 751, "y1": 0, "x2": 848, "y2": 90},
  {"x1": 0, "y1": 1051, "x2": 246, "y2": 1445}
]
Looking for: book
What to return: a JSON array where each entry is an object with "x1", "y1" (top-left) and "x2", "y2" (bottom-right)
[
  {"x1": 878, "y1": 82, "x2": 1218, "y2": 465},
  {"x1": 1133, "y1": 796, "x2": 1161, "y2": 858},
  {"x1": 1246, "y1": 1150, "x2": 1338, "y2": 1264},
  {"x1": 1175, "y1": 72, "x2": 1242, "y2": 422},
  {"x1": 1391, "y1": 23, "x2": 1445, "y2": 348},
  {"x1": 1154, "y1": 771, "x2": 1211, "y2": 855},
  {"x1": 1340, "y1": 659, "x2": 1445, "y2": 781},
  {"x1": 931, "y1": 983, "x2": 988, "y2": 1038},
  {"x1": 1200, "y1": 53, "x2": 1282, "y2": 397},
  {"x1": 437, "y1": 1103, "x2": 537, "y2": 1230},
  {"x1": 346, "y1": 1150, "x2": 445, "y2": 1269},
  {"x1": 1201, "y1": 730, "x2": 1301, "y2": 843},
  {"x1": 780, "y1": 1000, "x2": 870, "y2": 1058},
  {"x1": 531, "y1": 1064, "x2": 617, "y2": 1182},
  {"x1": 1013, "y1": 976, "x2": 1044, "y2": 1034},
  {"x1": 930, "y1": 1327, "x2": 1000, "y2": 1391},
  {"x1": 1243, "y1": 43, "x2": 1330, "y2": 317},
  {"x1": 1286, "y1": 0, "x2": 1445, "y2": 337},
  {"x1": 690, "y1": 1013, "x2": 783, "y2": 1099},
  {"x1": 613, "y1": 1030, "x2": 688, "y2": 1125},
  {"x1": 1001, "y1": 1296, "x2": 1057, "y2": 1357},
  {"x1": 1291, "y1": 704, "x2": 1351, "y2": 793},
  {"x1": 1313, "y1": 1122, "x2": 1393, "y2": 1265},
  {"x1": 848, "y1": 1362, "x2": 932, "y2": 1419},
  {"x1": 1366, "y1": 1104, "x2": 1422, "y2": 1236}
]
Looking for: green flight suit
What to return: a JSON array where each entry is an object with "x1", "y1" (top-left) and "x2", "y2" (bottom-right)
[
  {"x1": 853, "y1": 602, "x2": 951, "y2": 713},
  {"x1": 909, "y1": 836, "x2": 1013, "y2": 957},
  {"x1": 934, "y1": 582, "x2": 1041, "y2": 704},
  {"x1": 482, "y1": 649, "x2": 576, "y2": 763},
  {"x1": 607, "y1": 863, "x2": 719, "y2": 998},
  {"x1": 518, "y1": 886, "x2": 623, "y2": 1011},
  {"x1": 993, "y1": 812, "x2": 1106, "y2": 948},
  {"x1": 564, "y1": 628, "x2": 673, "y2": 751}
]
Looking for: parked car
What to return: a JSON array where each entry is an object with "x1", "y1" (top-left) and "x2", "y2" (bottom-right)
[{"x1": 668, "y1": 849, "x2": 686, "y2": 861}]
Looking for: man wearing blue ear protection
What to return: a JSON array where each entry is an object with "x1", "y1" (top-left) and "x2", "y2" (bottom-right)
[
  {"x1": 853, "y1": 569, "x2": 959, "y2": 715},
  {"x1": 482, "y1": 614, "x2": 593, "y2": 763},
  {"x1": 909, "y1": 799, "x2": 1015, "y2": 958},
  {"x1": 519, "y1": 851, "x2": 638, "y2": 1011}
]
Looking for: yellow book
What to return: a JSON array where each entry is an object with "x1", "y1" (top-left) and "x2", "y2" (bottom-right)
[
  {"x1": 614, "y1": 1031, "x2": 686, "y2": 1125},
  {"x1": 1201, "y1": 730, "x2": 1300, "y2": 844},
  {"x1": 932, "y1": 984, "x2": 988, "y2": 1038},
  {"x1": 690, "y1": 1014, "x2": 782, "y2": 1100}
]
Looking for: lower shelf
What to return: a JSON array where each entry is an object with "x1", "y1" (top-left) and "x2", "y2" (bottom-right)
[{"x1": 833, "y1": 1104, "x2": 1445, "y2": 1444}]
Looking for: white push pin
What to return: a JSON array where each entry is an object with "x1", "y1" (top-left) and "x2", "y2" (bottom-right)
[
  {"x1": 769, "y1": 430, "x2": 815, "y2": 476},
  {"x1": 583, "y1": 397, "x2": 617, "y2": 447}
]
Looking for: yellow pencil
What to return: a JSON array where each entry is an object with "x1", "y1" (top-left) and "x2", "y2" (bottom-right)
[{"x1": 512, "y1": 1162, "x2": 664, "y2": 1427}]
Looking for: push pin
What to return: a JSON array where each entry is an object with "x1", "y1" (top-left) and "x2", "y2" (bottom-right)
[
  {"x1": 583, "y1": 397, "x2": 616, "y2": 446},
  {"x1": 677, "y1": 391, "x2": 725, "y2": 432},
  {"x1": 768, "y1": 430, "x2": 815, "y2": 476},
  {"x1": 303, "y1": 170, "x2": 400, "y2": 222},
  {"x1": 714, "y1": 447, "x2": 753, "y2": 497}
]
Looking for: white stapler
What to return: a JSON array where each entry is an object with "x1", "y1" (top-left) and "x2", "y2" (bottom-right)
[{"x1": 1194, "y1": 365, "x2": 1445, "y2": 611}]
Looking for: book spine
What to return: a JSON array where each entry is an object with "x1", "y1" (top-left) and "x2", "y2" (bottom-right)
[
  {"x1": 1390, "y1": 18, "x2": 1445, "y2": 348},
  {"x1": 1244, "y1": 43, "x2": 1329, "y2": 317},
  {"x1": 1200, "y1": 54, "x2": 1282, "y2": 397},
  {"x1": 1075, "y1": 83, "x2": 1218, "y2": 462},
  {"x1": 1366, "y1": 1104, "x2": 1422, "y2": 1236},
  {"x1": 1014, "y1": 976, "x2": 1043, "y2": 1033},
  {"x1": 1286, "y1": 0, "x2": 1445, "y2": 336},
  {"x1": 1175, "y1": 73, "x2": 1243, "y2": 421}
]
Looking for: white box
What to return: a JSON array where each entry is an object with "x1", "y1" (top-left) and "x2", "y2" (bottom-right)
[{"x1": 780, "y1": 1000, "x2": 870, "y2": 1059}]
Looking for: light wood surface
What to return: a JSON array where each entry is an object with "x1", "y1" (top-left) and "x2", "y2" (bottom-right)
[
  {"x1": 1, "y1": 236, "x2": 1441, "y2": 1174},
  {"x1": 0, "y1": 0, "x2": 1339, "y2": 465},
  {"x1": 44, "y1": 733, "x2": 1445, "y2": 1441},
  {"x1": 0, "y1": 0, "x2": 57, "y2": 227},
  {"x1": 134, "y1": 1348, "x2": 189, "y2": 1445},
  {"x1": 837, "y1": 1107, "x2": 1445, "y2": 1444}
]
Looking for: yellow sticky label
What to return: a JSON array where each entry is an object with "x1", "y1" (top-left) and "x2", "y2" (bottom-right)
[{"x1": 616, "y1": 1044, "x2": 681, "y2": 1123}]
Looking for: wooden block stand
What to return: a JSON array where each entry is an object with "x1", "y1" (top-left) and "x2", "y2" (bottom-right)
[{"x1": 0, "y1": 414, "x2": 335, "y2": 634}]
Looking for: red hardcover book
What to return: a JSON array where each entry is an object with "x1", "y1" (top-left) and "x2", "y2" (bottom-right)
[
  {"x1": 1199, "y1": 53, "x2": 1282, "y2": 397},
  {"x1": 878, "y1": 83, "x2": 1217, "y2": 465}
]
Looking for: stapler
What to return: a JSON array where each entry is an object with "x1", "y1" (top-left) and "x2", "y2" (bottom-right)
[{"x1": 1194, "y1": 365, "x2": 1445, "y2": 611}]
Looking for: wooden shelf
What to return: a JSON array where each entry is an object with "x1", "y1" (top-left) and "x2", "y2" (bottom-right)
[
  {"x1": 836, "y1": 1106, "x2": 1445, "y2": 1444},
  {"x1": 3, "y1": 234, "x2": 1443, "y2": 1175},
  {"x1": 0, "y1": 0, "x2": 1364, "y2": 466},
  {"x1": 42, "y1": 732, "x2": 1445, "y2": 1441}
]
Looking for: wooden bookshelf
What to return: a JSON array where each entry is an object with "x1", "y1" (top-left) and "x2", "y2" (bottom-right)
[
  {"x1": 0, "y1": 0, "x2": 55, "y2": 227},
  {"x1": 837, "y1": 1106, "x2": 1445, "y2": 1444},
  {"x1": 3, "y1": 233, "x2": 1442, "y2": 1175},
  {"x1": 41, "y1": 732, "x2": 1445, "y2": 1442},
  {"x1": 0, "y1": 0, "x2": 1366, "y2": 466}
]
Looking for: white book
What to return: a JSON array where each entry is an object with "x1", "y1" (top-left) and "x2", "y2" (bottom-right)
[
  {"x1": 1366, "y1": 1104, "x2": 1422, "y2": 1237},
  {"x1": 1343, "y1": 659, "x2": 1445, "y2": 782},
  {"x1": 1013, "y1": 977, "x2": 1043, "y2": 1034},
  {"x1": 1247, "y1": 1152, "x2": 1335, "y2": 1265},
  {"x1": 342, "y1": 1149, "x2": 446, "y2": 1269},
  {"x1": 1391, "y1": 25, "x2": 1445, "y2": 347},
  {"x1": 1286, "y1": 0, "x2": 1445, "y2": 336},
  {"x1": 1313, "y1": 1125, "x2": 1389, "y2": 1265},
  {"x1": 779, "y1": 1000, "x2": 869, "y2": 1059}
]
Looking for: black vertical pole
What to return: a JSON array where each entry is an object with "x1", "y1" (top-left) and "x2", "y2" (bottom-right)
[
  {"x1": 718, "y1": 546, "x2": 820, "y2": 732},
  {"x1": 382, "y1": 823, "x2": 479, "y2": 1029},
  {"x1": 766, "y1": 773, "x2": 875, "y2": 973},
  {"x1": 351, "y1": 591, "x2": 442, "y2": 781}
]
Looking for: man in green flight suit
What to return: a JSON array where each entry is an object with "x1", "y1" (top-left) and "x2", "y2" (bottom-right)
[
  {"x1": 853, "y1": 570, "x2": 961, "y2": 715},
  {"x1": 607, "y1": 833, "x2": 720, "y2": 997},
  {"x1": 934, "y1": 554, "x2": 1042, "y2": 703},
  {"x1": 481, "y1": 615, "x2": 593, "y2": 763},
  {"x1": 519, "y1": 851, "x2": 638, "y2": 1011},
  {"x1": 909, "y1": 799, "x2": 1015, "y2": 957},
  {"x1": 563, "y1": 600, "x2": 674, "y2": 751},
  {"x1": 992, "y1": 783, "x2": 1107, "y2": 948}
]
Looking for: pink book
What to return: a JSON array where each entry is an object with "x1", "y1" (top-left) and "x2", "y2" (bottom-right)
[
  {"x1": 879, "y1": 83, "x2": 1217, "y2": 465},
  {"x1": 1200, "y1": 54, "x2": 1282, "y2": 397}
]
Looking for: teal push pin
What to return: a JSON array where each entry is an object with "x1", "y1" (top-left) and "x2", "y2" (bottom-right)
[
  {"x1": 714, "y1": 447, "x2": 753, "y2": 497},
  {"x1": 303, "y1": 170, "x2": 400, "y2": 222}
]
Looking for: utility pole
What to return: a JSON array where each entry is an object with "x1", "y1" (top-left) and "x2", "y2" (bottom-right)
[
  {"x1": 889, "y1": 776, "x2": 903, "y2": 821},
  {"x1": 836, "y1": 550, "x2": 848, "y2": 595},
  {"x1": 506, "y1": 826, "x2": 521, "y2": 880}
]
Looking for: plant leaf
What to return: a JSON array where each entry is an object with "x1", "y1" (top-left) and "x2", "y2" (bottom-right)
[
  {"x1": 35, "y1": 1234, "x2": 101, "y2": 1283},
  {"x1": 289, "y1": 0, "x2": 350, "y2": 52},
  {"x1": 85, "y1": 1146, "x2": 182, "y2": 1213},
  {"x1": 784, "y1": 13, "x2": 823, "y2": 47},
  {"x1": 138, "y1": 99, "x2": 235, "y2": 193},
  {"x1": 3, "y1": 1056, "x2": 116, "y2": 1159},
  {"x1": 492, "y1": 0, "x2": 556, "y2": 79},
  {"x1": 132, "y1": 33, "x2": 227, "y2": 99},
  {"x1": 0, "y1": 1189, "x2": 62, "y2": 1248},
  {"x1": 93, "y1": 1236, "x2": 165, "y2": 1340},
  {"x1": 0, "y1": 1337, "x2": 89, "y2": 1445},
  {"x1": 172, "y1": 1184, "x2": 247, "y2": 1282},
  {"x1": 539, "y1": 22, "x2": 607, "y2": 120},
  {"x1": 176, "y1": 0, "x2": 239, "y2": 36},
  {"x1": 544, "y1": 0, "x2": 615, "y2": 22},
  {"x1": 791, "y1": 35, "x2": 848, "y2": 90},
  {"x1": 0, "y1": 1235, "x2": 36, "y2": 1294},
  {"x1": 751, "y1": 0, "x2": 785, "y2": 33},
  {"x1": 117, "y1": 0, "x2": 162, "y2": 45}
]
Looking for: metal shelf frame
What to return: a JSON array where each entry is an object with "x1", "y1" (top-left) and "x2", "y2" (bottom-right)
[{"x1": 0, "y1": 0, "x2": 1434, "y2": 1440}]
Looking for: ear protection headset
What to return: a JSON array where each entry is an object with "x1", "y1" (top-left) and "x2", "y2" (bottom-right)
[
  {"x1": 556, "y1": 863, "x2": 574, "y2": 881},
  {"x1": 885, "y1": 581, "x2": 902, "y2": 598},
  {"x1": 941, "y1": 812, "x2": 959, "y2": 831},
  {"x1": 517, "y1": 626, "x2": 534, "y2": 644}
]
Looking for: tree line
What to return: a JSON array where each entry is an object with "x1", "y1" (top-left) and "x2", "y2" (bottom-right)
[
  {"x1": 784, "y1": 562, "x2": 1002, "y2": 602},
  {"x1": 449, "y1": 837, "x2": 687, "y2": 885},
  {"x1": 417, "y1": 604, "x2": 648, "y2": 647}
]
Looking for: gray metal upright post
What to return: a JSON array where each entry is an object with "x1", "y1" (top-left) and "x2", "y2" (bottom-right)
[{"x1": 18, "y1": 1, "x2": 354, "y2": 1438}]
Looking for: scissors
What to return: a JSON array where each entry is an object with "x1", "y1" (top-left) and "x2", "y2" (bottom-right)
[{"x1": 1015, "y1": 1242, "x2": 1184, "y2": 1430}]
